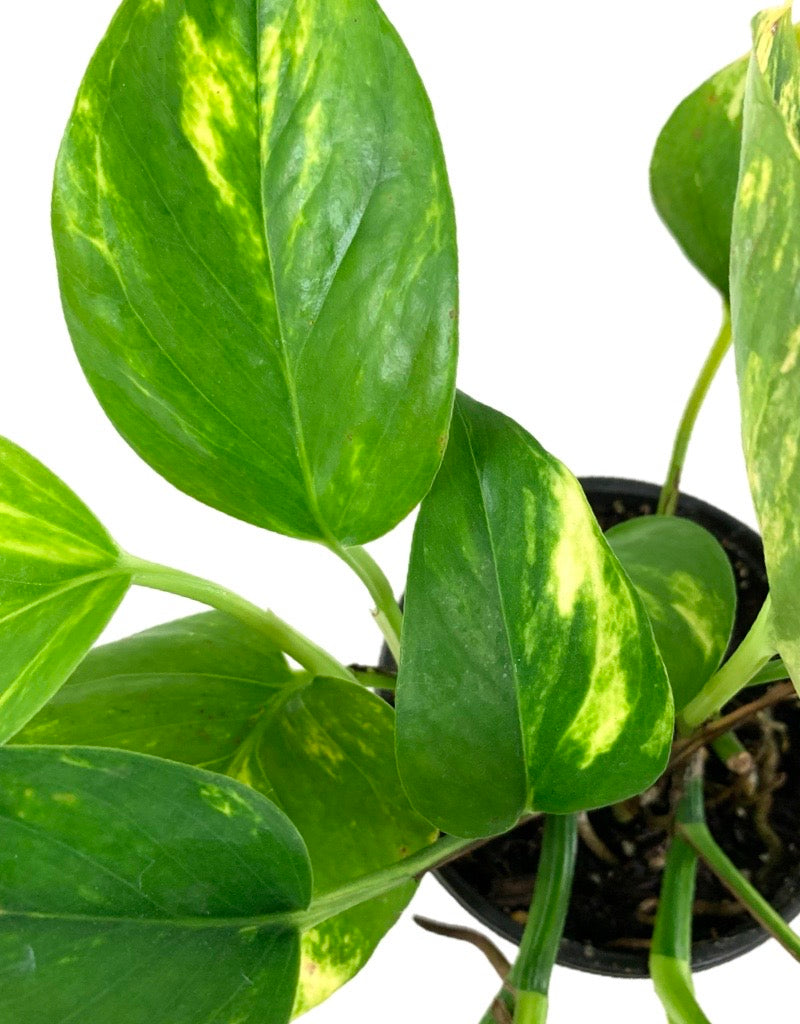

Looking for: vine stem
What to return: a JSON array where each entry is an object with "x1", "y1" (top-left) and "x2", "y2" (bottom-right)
[
  {"x1": 678, "y1": 820, "x2": 800, "y2": 962},
  {"x1": 332, "y1": 544, "x2": 403, "y2": 661},
  {"x1": 479, "y1": 815, "x2": 578, "y2": 1024},
  {"x1": 120, "y1": 553, "x2": 356, "y2": 683},
  {"x1": 657, "y1": 309, "x2": 732, "y2": 517},
  {"x1": 679, "y1": 596, "x2": 776, "y2": 731},
  {"x1": 649, "y1": 755, "x2": 711, "y2": 1024},
  {"x1": 300, "y1": 832, "x2": 487, "y2": 930}
]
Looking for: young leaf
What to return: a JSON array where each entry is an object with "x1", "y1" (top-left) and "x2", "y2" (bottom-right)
[
  {"x1": 16, "y1": 623, "x2": 434, "y2": 1015},
  {"x1": 0, "y1": 438, "x2": 129, "y2": 742},
  {"x1": 651, "y1": 45, "x2": 748, "y2": 295},
  {"x1": 395, "y1": 393, "x2": 674, "y2": 839},
  {"x1": 606, "y1": 517, "x2": 736, "y2": 712},
  {"x1": 731, "y1": 5, "x2": 800, "y2": 690},
  {"x1": 0, "y1": 746, "x2": 312, "y2": 1024},
  {"x1": 53, "y1": 0, "x2": 458, "y2": 546}
]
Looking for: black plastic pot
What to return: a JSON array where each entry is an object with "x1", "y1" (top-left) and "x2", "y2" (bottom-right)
[{"x1": 384, "y1": 477, "x2": 800, "y2": 977}]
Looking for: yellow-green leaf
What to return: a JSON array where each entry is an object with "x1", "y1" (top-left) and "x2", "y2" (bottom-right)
[
  {"x1": 0, "y1": 438, "x2": 129, "y2": 742},
  {"x1": 53, "y1": 0, "x2": 458, "y2": 545},
  {"x1": 731, "y1": 4, "x2": 800, "y2": 689}
]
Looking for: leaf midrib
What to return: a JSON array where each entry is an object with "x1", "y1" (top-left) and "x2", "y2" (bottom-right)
[{"x1": 456, "y1": 403, "x2": 528, "y2": 808}]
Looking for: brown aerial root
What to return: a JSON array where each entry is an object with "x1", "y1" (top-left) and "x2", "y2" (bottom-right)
[
  {"x1": 413, "y1": 915, "x2": 511, "y2": 981},
  {"x1": 669, "y1": 681, "x2": 796, "y2": 774}
]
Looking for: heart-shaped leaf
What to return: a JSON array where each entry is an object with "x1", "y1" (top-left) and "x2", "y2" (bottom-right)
[
  {"x1": 606, "y1": 516, "x2": 736, "y2": 712},
  {"x1": 53, "y1": 0, "x2": 458, "y2": 545},
  {"x1": 0, "y1": 746, "x2": 312, "y2": 1024},
  {"x1": 16, "y1": 618, "x2": 434, "y2": 1015},
  {"x1": 731, "y1": 5, "x2": 800, "y2": 689},
  {"x1": 650, "y1": 45, "x2": 748, "y2": 296},
  {"x1": 395, "y1": 393, "x2": 673, "y2": 838},
  {"x1": 0, "y1": 438, "x2": 129, "y2": 742}
]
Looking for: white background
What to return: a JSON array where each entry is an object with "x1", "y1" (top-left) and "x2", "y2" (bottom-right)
[{"x1": 0, "y1": 0, "x2": 795, "y2": 1020}]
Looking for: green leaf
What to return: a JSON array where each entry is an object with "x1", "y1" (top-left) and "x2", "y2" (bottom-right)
[
  {"x1": 53, "y1": 0, "x2": 458, "y2": 546},
  {"x1": 606, "y1": 517, "x2": 736, "y2": 712},
  {"x1": 13, "y1": 611, "x2": 293, "y2": 765},
  {"x1": 0, "y1": 745, "x2": 311, "y2": 1024},
  {"x1": 0, "y1": 438, "x2": 129, "y2": 742},
  {"x1": 395, "y1": 393, "x2": 674, "y2": 838},
  {"x1": 228, "y1": 677, "x2": 436, "y2": 1015},
  {"x1": 16, "y1": 621, "x2": 434, "y2": 1015},
  {"x1": 650, "y1": 42, "x2": 749, "y2": 295},
  {"x1": 731, "y1": 5, "x2": 800, "y2": 690}
]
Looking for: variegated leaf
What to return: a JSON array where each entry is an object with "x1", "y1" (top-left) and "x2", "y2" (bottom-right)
[
  {"x1": 16, "y1": 620, "x2": 433, "y2": 1015},
  {"x1": 731, "y1": 4, "x2": 800, "y2": 690},
  {"x1": 0, "y1": 746, "x2": 311, "y2": 1024},
  {"x1": 227, "y1": 677, "x2": 436, "y2": 1016},
  {"x1": 0, "y1": 438, "x2": 129, "y2": 742},
  {"x1": 395, "y1": 393, "x2": 674, "y2": 839},
  {"x1": 607, "y1": 516, "x2": 736, "y2": 712},
  {"x1": 53, "y1": 0, "x2": 458, "y2": 546}
]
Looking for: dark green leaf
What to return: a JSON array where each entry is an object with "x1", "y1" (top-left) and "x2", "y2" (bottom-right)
[
  {"x1": 731, "y1": 6, "x2": 800, "y2": 689},
  {"x1": 53, "y1": 0, "x2": 458, "y2": 545},
  {"x1": 17, "y1": 619, "x2": 433, "y2": 1014},
  {"x1": 0, "y1": 438, "x2": 129, "y2": 742},
  {"x1": 607, "y1": 516, "x2": 736, "y2": 712},
  {"x1": 0, "y1": 746, "x2": 311, "y2": 1024},
  {"x1": 396, "y1": 393, "x2": 673, "y2": 838}
]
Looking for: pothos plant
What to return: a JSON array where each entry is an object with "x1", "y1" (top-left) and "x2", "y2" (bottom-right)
[{"x1": 2, "y1": 0, "x2": 800, "y2": 1021}]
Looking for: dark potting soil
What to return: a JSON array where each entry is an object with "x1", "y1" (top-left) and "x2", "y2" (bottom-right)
[{"x1": 445, "y1": 481, "x2": 800, "y2": 972}]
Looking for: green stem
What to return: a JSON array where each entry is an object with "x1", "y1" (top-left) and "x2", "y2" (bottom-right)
[
  {"x1": 709, "y1": 730, "x2": 755, "y2": 782},
  {"x1": 650, "y1": 763, "x2": 711, "y2": 1024},
  {"x1": 332, "y1": 544, "x2": 403, "y2": 662},
  {"x1": 479, "y1": 816, "x2": 578, "y2": 1024},
  {"x1": 301, "y1": 832, "x2": 480, "y2": 930},
  {"x1": 121, "y1": 554, "x2": 355, "y2": 683},
  {"x1": 511, "y1": 814, "x2": 578, "y2": 1022},
  {"x1": 657, "y1": 309, "x2": 732, "y2": 517},
  {"x1": 678, "y1": 819, "x2": 800, "y2": 963},
  {"x1": 679, "y1": 596, "x2": 776, "y2": 731}
]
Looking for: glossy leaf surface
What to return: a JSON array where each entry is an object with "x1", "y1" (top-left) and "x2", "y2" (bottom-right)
[
  {"x1": 53, "y1": 0, "x2": 458, "y2": 545},
  {"x1": 17, "y1": 620, "x2": 433, "y2": 1014},
  {"x1": 607, "y1": 516, "x2": 736, "y2": 712},
  {"x1": 0, "y1": 746, "x2": 311, "y2": 1024},
  {"x1": 396, "y1": 394, "x2": 673, "y2": 838},
  {"x1": 0, "y1": 438, "x2": 129, "y2": 742},
  {"x1": 731, "y1": 6, "x2": 800, "y2": 689}
]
